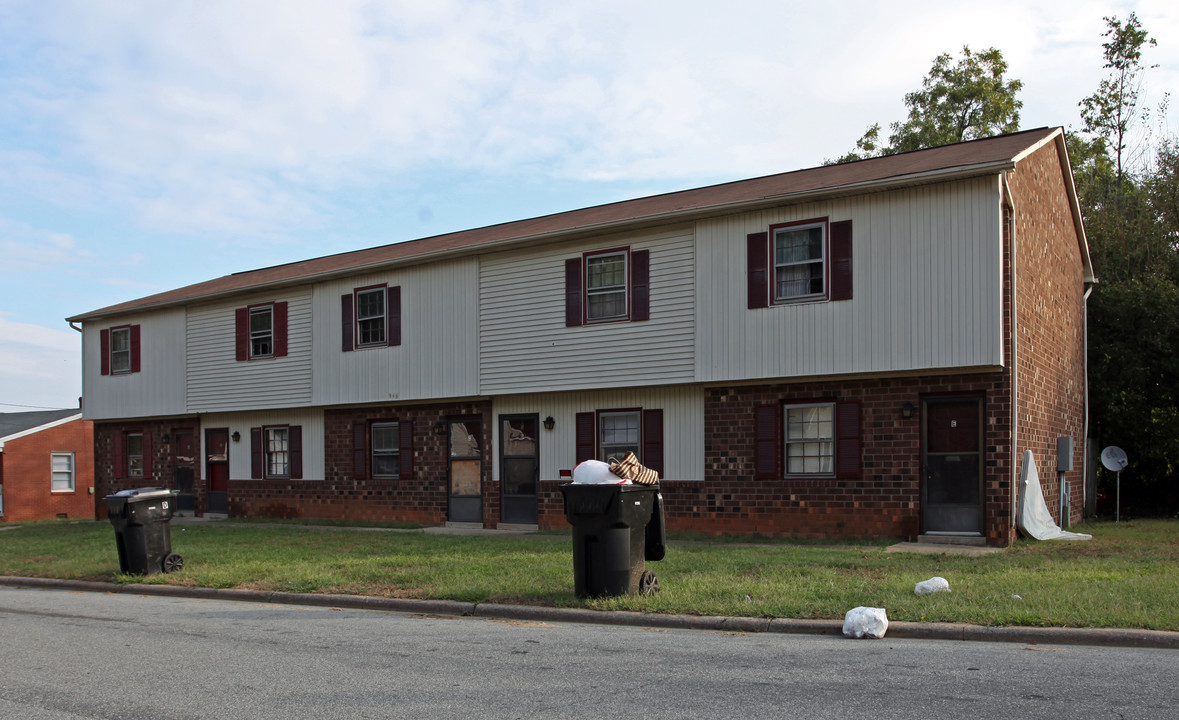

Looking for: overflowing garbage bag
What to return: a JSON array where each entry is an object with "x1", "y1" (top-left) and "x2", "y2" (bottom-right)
[{"x1": 842, "y1": 607, "x2": 889, "y2": 639}]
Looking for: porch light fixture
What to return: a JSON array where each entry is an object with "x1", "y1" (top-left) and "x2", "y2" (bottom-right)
[
  {"x1": 162, "y1": 433, "x2": 170, "y2": 443},
  {"x1": 433, "y1": 421, "x2": 447, "y2": 436},
  {"x1": 231, "y1": 431, "x2": 241, "y2": 442},
  {"x1": 901, "y1": 402, "x2": 915, "y2": 419},
  {"x1": 543, "y1": 416, "x2": 555, "y2": 431}
]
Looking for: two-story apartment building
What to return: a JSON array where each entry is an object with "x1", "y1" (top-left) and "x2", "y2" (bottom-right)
[{"x1": 68, "y1": 127, "x2": 1092, "y2": 546}]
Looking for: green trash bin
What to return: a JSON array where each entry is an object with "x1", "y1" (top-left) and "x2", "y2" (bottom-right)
[
  {"x1": 559, "y1": 483, "x2": 665, "y2": 598},
  {"x1": 102, "y1": 487, "x2": 185, "y2": 575}
]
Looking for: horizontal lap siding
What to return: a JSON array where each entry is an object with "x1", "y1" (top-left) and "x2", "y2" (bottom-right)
[
  {"x1": 187, "y1": 293, "x2": 313, "y2": 411},
  {"x1": 311, "y1": 260, "x2": 479, "y2": 405},
  {"x1": 479, "y1": 226, "x2": 696, "y2": 393},
  {"x1": 82, "y1": 310, "x2": 187, "y2": 420},
  {"x1": 491, "y1": 386, "x2": 704, "y2": 482},
  {"x1": 696, "y1": 178, "x2": 1002, "y2": 383}
]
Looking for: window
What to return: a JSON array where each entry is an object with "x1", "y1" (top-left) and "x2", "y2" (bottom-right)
[
  {"x1": 265, "y1": 426, "x2": 290, "y2": 478},
  {"x1": 371, "y1": 422, "x2": 400, "y2": 478},
  {"x1": 783, "y1": 403, "x2": 834, "y2": 475},
  {"x1": 51, "y1": 452, "x2": 75, "y2": 492},
  {"x1": 599, "y1": 411, "x2": 640, "y2": 460},
  {"x1": 111, "y1": 327, "x2": 132, "y2": 373},
  {"x1": 773, "y1": 221, "x2": 825, "y2": 301},
  {"x1": 127, "y1": 433, "x2": 144, "y2": 478},
  {"x1": 235, "y1": 302, "x2": 288, "y2": 361},
  {"x1": 101, "y1": 325, "x2": 140, "y2": 375},
  {"x1": 250, "y1": 305, "x2": 274, "y2": 358},
  {"x1": 565, "y1": 249, "x2": 649, "y2": 327},
  {"x1": 586, "y1": 251, "x2": 628, "y2": 322},
  {"x1": 356, "y1": 287, "x2": 387, "y2": 347}
]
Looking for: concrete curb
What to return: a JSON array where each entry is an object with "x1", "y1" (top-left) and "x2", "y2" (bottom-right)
[{"x1": 4, "y1": 575, "x2": 1177, "y2": 649}]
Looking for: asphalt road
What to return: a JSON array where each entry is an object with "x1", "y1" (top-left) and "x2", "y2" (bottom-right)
[{"x1": 1, "y1": 586, "x2": 1175, "y2": 719}]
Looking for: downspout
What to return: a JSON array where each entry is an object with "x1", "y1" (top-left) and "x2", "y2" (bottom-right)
[
  {"x1": 1082, "y1": 283, "x2": 1094, "y2": 515},
  {"x1": 1003, "y1": 172, "x2": 1020, "y2": 534}
]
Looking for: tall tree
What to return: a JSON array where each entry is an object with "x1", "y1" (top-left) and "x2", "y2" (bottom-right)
[{"x1": 832, "y1": 46, "x2": 1022, "y2": 163}]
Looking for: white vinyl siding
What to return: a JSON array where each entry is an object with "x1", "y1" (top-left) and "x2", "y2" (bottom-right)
[
  {"x1": 81, "y1": 310, "x2": 187, "y2": 421},
  {"x1": 491, "y1": 385, "x2": 704, "y2": 482},
  {"x1": 187, "y1": 292, "x2": 313, "y2": 412},
  {"x1": 695, "y1": 177, "x2": 1003, "y2": 382},
  {"x1": 311, "y1": 259, "x2": 479, "y2": 405},
  {"x1": 480, "y1": 225, "x2": 696, "y2": 393}
]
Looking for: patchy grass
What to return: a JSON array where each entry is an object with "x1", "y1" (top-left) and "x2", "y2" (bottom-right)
[{"x1": 1, "y1": 518, "x2": 1176, "y2": 630}]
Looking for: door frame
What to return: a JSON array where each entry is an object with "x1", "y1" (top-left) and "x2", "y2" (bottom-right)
[
  {"x1": 920, "y1": 395, "x2": 985, "y2": 535},
  {"x1": 499, "y1": 413, "x2": 540, "y2": 525}
]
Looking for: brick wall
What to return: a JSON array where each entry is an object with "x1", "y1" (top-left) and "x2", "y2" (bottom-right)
[
  {"x1": 0, "y1": 418, "x2": 95, "y2": 522},
  {"x1": 1008, "y1": 141, "x2": 1088, "y2": 526},
  {"x1": 231, "y1": 401, "x2": 495, "y2": 524}
]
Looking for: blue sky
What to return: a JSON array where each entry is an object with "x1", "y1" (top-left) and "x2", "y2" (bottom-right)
[{"x1": 2, "y1": 0, "x2": 1176, "y2": 411}]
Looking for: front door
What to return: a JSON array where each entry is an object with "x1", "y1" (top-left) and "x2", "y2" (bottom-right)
[
  {"x1": 173, "y1": 430, "x2": 197, "y2": 512},
  {"x1": 205, "y1": 428, "x2": 229, "y2": 515},
  {"x1": 922, "y1": 398, "x2": 983, "y2": 534},
  {"x1": 448, "y1": 418, "x2": 483, "y2": 523},
  {"x1": 500, "y1": 415, "x2": 539, "y2": 525}
]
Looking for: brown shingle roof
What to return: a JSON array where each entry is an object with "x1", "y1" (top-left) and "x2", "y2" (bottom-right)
[{"x1": 69, "y1": 127, "x2": 1064, "y2": 321}]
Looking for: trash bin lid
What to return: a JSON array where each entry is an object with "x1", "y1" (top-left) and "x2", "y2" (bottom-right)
[{"x1": 107, "y1": 487, "x2": 174, "y2": 500}]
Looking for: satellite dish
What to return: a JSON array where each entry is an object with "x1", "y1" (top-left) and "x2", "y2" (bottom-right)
[{"x1": 1101, "y1": 446, "x2": 1128, "y2": 471}]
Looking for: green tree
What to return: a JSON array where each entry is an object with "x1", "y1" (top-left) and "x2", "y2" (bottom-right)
[{"x1": 831, "y1": 46, "x2": 1022, "y2": 163}]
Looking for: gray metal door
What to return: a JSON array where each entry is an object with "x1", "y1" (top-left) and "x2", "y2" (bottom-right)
[
  {"x1": 922, "y1": 398, "x2": 983, "y2": 534},
  {"x1": 448, "y1": 418, "x2": 483, "y2": 523},
  {"x1": 500, "y1": 415, "x2": 539, "y2": 525}
]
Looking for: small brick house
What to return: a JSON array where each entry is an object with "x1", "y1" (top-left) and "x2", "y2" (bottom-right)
[
  {"x1": 70, "y1": 127, "x2": 1092, "y2": 546},
  {"x1": 0, "y1": 408, "x2": 96, "y2": 522}
]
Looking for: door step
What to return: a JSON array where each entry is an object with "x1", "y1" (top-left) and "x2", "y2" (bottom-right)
[{"x1": 918, "y1": 534, "x2": 986, "y2": 547}]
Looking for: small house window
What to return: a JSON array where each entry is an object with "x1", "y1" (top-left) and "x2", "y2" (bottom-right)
[
  {"x1": 265, "y1": 426, "x2": 290, "y2": 478},
  {"x1": 250, "y1": 305, "x2": 274, "y2": 358},
  {"x1": 599, "y1": 411, "x2": 640, "y2": 460},
  {"x1": 773, "y1": 221, "x2": 825, "y2": 301},
  {"x1": 784, "y1": 403, "x2": 834, "y2": 475},
  {"x1": 371, "y1": 422, "x2": 400, "y2": 478},
  {"x1": 127, "y1": 433, "x2": 144, "y2": 478},
  {"x1": 51, "y1": 452, "x2": 75, "y2": 492},
  {"x1": 110, "y1": 327, "x2": 132, "y2": 374},
  {"x1": 585, "y1": 251, "x2": 628, "y2": 322},
  {"x1": 356, "y1": 287, "x2": 387, "y2": 348}
]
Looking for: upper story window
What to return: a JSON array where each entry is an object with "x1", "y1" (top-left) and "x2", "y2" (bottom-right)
[
  {"x1": 356, "y1": 286, "x2": 387, "y2": 348},
  {"x1": 342, "y1": 285, "x2": 401, "y2": 352},
  {"x1": 100, "y1": 325, "x2": 140, "y2": 375},
  {"x1": 772, "y1": 221, "x2": 825, "y2": 301},
  {"x1": 235, "y1": 302, "x2": 288, "y2": 361},
  {"x1": 565, "y1": 249, "x2": 649, "y2": 327},
  {"x1": 51, "y1": 452, "x2": 75, "y2": 492},
  {"x1": 250, "y1": 305, "x2": 274, "y2": 358},
  {"x1": 586, "y1": 251, "x2": 628, "y2": 322}
]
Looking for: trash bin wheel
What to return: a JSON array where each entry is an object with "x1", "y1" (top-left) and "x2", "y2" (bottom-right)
[
  {"x1": 162, "y1": 553, "x2": 185, "y2": 573},
  {"x1": 639, "y1": 570, "x2": 660, "y2": 596}
]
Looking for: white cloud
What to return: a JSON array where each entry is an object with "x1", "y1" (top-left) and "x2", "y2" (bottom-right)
[{"x1": 0, "y1": 318, "x2": 81, "y2": 410}]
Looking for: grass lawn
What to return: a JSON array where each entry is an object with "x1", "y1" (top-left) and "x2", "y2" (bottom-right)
[{"x1": 1, "y1": 518, "x2": 1176, "y2": 631}]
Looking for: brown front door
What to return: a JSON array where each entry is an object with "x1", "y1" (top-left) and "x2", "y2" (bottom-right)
[
  {"x1": 922, "y1": 398, "x2": 984, "y2": 534},
  {"x1": 205, "y1": 429, "x2": 229, "y2": 514}
]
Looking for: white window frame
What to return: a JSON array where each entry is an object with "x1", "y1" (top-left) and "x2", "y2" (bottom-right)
[
  {"x1": 249, "y1": 304, "x2": 274, "y2": 359},
  {"x1": 772, "y1": 220, "x2": 826, "y2": 302},
  {"x1": 371, "y1": 422, "x2": 400, "y2": 479},
  {"x1": 599, "y1": 410, "x2": 640, "y2": 461},
  {"x1": 110, "y1": 326, "x2": 132, "y2": 374},
  {"x1": 355, "y1": 286, "x2": 387, "y2": 348},
  {"x1": 51, "y1": 452, "x2": 75, "y2": 492},
  {"x1": 585, "y1": 250, "x2": 628, "y2": 322},
  {"x1": 783, "y1": 402, "x2": 835, "y2": 476},
  {"x1": 264, "y1": 426, "x2": 290, "y2": 479}
]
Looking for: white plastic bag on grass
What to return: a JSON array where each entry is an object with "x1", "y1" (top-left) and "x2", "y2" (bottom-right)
[
  {"x1": 842, "y1": 607, "x2": 888, "y2": 639},
  {"x1": 914, "y1": 576, "x2": 951, "y2": 595}
]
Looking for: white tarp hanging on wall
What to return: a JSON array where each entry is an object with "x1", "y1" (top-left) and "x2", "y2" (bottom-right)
[{"x1": 1016, "y1": 449, "x2": 1092, "y2": 541}]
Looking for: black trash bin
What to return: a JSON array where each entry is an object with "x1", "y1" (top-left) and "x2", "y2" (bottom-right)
[
  {"x1": 559, "y1": 483, "x2": 665, "y2": 598},
  {"x1": 102, "y1": 487, "x2": 185, "y2": 575}
]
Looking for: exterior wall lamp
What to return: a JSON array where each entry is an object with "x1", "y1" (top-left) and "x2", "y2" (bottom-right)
[
  {"x1": 543, "y1": 416, "x2": 555, "y2": 431},
  {"x1": 901, "y1": 402, "x2": 915, "y2": 419},
  {"x1": 433, "y1": 421, "x2": 447, "y2": 436},
  {"x1": 231, "y1": 431, "x2": 241, "y2": 442}
]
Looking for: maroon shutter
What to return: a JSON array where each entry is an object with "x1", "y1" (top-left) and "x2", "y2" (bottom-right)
[
  {"x1": 129, "y1": 325, "x2": 141, "y2": 373},
  {"x1": 575, "y1": 412, "x2": 595, "y2": 463},
  {"x1": 631, "y1": 250, "x2": 650, "y2": 322},
  {"x1": 565, "y1": 258, "x2": 583, "y2": 327},
  {"x1": 754, "y1": 404, "x2": 780, "y2": 479},
  {"x1": 113, "y1": 431, "x2": 125, "y2": 479},
  {"x1": 830, "y1": 220, "x2": 853, "y2": 301},
  {"x1": 642, "y1": 408, "x2": 664, "y2": 478},
  {"x1": 273, "y1": 302, "x2": 289, "y2": 357},
  {"x1": 388, "y1": 286, "x2": 401, "y2": 347},
  {"x1": 835, "y1": 401, "x2": 862, "y2": 478},
  {"x1": 398, "y1": 420, "x2": 414, "y2": 479},
  {"x1": 352, "y1": 423, "x2": 368, "y2": 479},
  {"x1": 250, "y1": 428, "x2": 263, "y2": 479},
  {"x1": 100, "y1": 329, "x2": 111, "y2": 376},
  {"x1": 747, "y1": 232, "x2": 769, "y2": 309},
  {"x1": 141, "y1": 431, "x2": 153, "y2": 479},
  {"x1": 341, "y1": 293, "x2": 354, "y2": 352},
  {"x1": 235, "y1": 307, "x2": 249, "y2": 361},
  {"x1": 289, "y1": 426, "x2": 303, "y2": 479}
]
